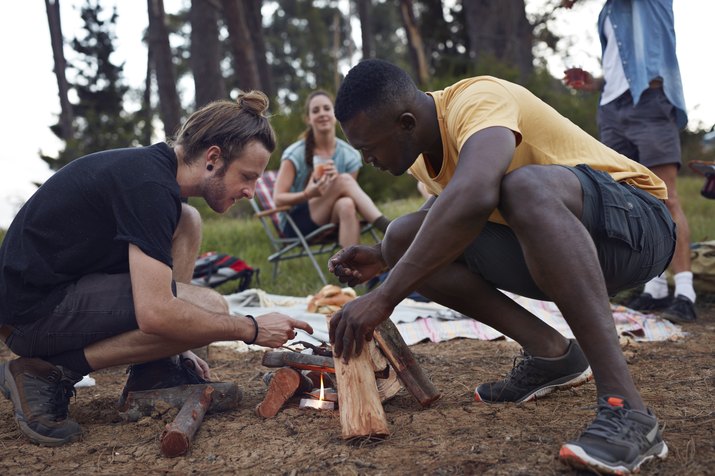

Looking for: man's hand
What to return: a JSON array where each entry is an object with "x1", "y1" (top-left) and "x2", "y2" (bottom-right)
[
  {"x1": 254, "y1": 313, "x2": 314, "y2": 348},
  {"x1": 180, "y1": 350, "x2": 211, "y2": 380},
  {"x1": 328, "y1": 291, "x2": 393, "y2": 362},
  {"x1": 328, "y1": 244, "x2": 386, "y2": 287},
  {"x1": 563, "y1": 68, "x2": 600, "y2": 92}
]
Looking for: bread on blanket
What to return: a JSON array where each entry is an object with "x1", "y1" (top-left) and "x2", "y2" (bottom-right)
[{"x1": 307, "y1": 285, "x2": 357, "y2": 314}]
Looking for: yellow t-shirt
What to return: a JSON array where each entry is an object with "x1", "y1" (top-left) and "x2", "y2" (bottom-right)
[{"x1": 408, "y1": 76, "x2": 667, "y2": 224}]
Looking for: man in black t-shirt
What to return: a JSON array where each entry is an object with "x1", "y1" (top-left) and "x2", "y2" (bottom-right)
[{"x1": 0, "y1": 92, "x2": 313, "y2": 446}]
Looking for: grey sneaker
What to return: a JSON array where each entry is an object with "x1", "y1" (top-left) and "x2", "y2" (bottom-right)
[
  {"x1": 474, "y1": 339, "x2": 592, "y2": 404},
  {"x1": 0, "y1": 357, "x2": 83, "y2": 446},
  {"x1": 560, "y1": 395, "x2": 668, "y2": 474}
]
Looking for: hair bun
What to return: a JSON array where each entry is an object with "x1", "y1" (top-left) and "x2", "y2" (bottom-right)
[{"x1": 236, "y1": 90, "x2": 270, "y2": 116}]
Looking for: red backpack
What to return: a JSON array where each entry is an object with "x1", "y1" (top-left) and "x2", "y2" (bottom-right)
[{"x1": 191, "y1": 251, "x2": 258, "y2": 292}]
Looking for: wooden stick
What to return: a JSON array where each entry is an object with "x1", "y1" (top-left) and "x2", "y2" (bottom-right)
[
  {"x1": 160, "y1": 385, "x2": 214, "y2": 457},
  {"x1": 261, "y1": 351, "x2": 335, "y2": 373},
  {"x1": 118, "y1": 382, "x2": 241, "y2": 422},
  {"x1": 255, "y1": 367, "x2": 313, "y2": 418},
  {"x1": 374, "y1": 319, "x2": 441, "y2": 407},
  {"x1": 329, "y1": 316, "x2": 389, "y2": 441}
]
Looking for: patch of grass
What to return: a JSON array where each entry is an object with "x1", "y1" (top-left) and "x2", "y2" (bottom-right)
[{"x1": 201, "y1": 196, "x2": 426, "y2": 296}]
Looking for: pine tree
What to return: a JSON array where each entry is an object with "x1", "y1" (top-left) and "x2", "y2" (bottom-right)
[{"x1": 43, "y1": 0, "x2": 140, "y2": 170}]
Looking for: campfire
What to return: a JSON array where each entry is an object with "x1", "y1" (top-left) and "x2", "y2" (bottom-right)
[{"x1": 254, "y1": 285, "x2": 441, "y2": 440}]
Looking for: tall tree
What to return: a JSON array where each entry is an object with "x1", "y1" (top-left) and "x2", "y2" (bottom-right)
[
  {"x1": 42, "y1": 0, "x2": 138, "y2": 170},
  {"x1": 44, "y1": 0, "x2": 75, "y2": 146},
  {"x1": 462, "y1": 0, "x2": 534, "y2": 81},
  {"x1": 244, "y1": 0, "x2": 274, "y2": 100},
  {"x1": 399, "y1": 0, "x2": 429, "y2": 86},
  {"x1": 148, "y1": 0, "x2": 182, "y2": 138},
  {"x1": 355, "y1": 0, "x2": 375, "y2": 59},
  {"x1": 221, "y1": 0, "x2": 262, "y2": 92},
  {"x1": 190, "y1": 0, "x2": 227, "y2": 107}
]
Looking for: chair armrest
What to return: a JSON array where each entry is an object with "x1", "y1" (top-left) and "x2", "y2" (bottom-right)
[{"x1": 255, "y1": 205, "x2": 291, "y2": 218}]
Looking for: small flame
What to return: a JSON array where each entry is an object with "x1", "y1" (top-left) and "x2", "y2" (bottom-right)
[{"x1": 319, "y1": 373, "x2": 325, "y2": 401}]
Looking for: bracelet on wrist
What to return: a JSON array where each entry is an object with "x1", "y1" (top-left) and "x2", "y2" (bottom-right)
[{"x1": 245, "y1": 314, "x2": 259, "y2": 345}]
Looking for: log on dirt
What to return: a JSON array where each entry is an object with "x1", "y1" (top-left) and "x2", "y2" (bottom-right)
[
  {"x1": 329, "y1": 316, "x2": 390, "y2": 441},
  {"x1": 256, "y1": 367, "x2": 314, "y2": 418},
  {"x1": 374, "y1": 318, "x2": 441, "y2": 407},
  {"x1": 160, "y1": 385, "x2": 214, "y2": 458},
  {"x1": 261, "y1": 351, "x2": 335, "y2": 373},
  {"x1": 118, "y1": 382, "x2": 241, "y2": 422}
]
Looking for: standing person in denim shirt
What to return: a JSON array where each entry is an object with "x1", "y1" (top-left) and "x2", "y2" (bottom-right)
[{"x1": 563, "y1": 0, "x2": 696, "y2": 323}]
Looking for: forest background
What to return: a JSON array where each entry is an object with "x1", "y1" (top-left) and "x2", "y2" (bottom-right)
[{"x1": 1, "y1": 0, "x2": 713, "y2": 230}]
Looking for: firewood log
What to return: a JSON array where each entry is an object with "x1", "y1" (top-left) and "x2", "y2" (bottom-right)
[
  {"x1": 328, "y1": 316, "x2": 390, "y2": 440},
  {"x1": 160, "y1": 385, "x2": 213, "y2": 457},
  {"x1": 374, "y1": 319, "x2": 441, "y2": 407},
  {"x1": 118, "y1": 382, "x2": 241, "y2": 422}
]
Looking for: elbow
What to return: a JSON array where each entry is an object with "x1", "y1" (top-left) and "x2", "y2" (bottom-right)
[{"x1": 134, "y1": 306, "x2": 166, "y2": 336}]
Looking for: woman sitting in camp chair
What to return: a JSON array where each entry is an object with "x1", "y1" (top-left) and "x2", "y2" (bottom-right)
[{"x1": 273, "y1": 90, "x2": 390, "y2": 247}]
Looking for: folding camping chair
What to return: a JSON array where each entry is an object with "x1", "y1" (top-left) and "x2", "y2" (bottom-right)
[{"x1": 251, "y1": 171, "x2": 379, "y2": 284}]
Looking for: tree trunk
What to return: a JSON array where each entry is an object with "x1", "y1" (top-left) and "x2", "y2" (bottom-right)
[
  {"x1": 147, "y1": 0, "x2": 182, "y2": 138},
  {"x1": 221, "y1": 0, "x2": 262, "y2": 92},
  {"x1": 44, "y1": 0, "x2": 74, "y2": 142},
  {"x1": 462, "y1": 0, "x2": 534, "y2": 81},
  {"x1": 140, "y1": 42, "x2": 154, "y2": 146},
  {"x1": 244, "y1": 0, "x2": 274, "y2": 100},
  {"x1": 398, "y1": 0, "x2": 429, "y2": 86},
  {"x1": 355, "y1": 0, "x2": 375, "y2": 59},
  {"x1": 190, "y1": 0, "x2": 227, "y2": 108}
]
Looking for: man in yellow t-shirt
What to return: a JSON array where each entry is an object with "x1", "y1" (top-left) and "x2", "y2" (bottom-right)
[{"x1": 328, "y1": 59, "x2": 673, "y2": 475}]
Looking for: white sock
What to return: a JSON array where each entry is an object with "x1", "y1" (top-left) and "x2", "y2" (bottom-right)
[
  {"x1": 673, "y1": 271, "x2": 696, "y2": 303},
  {"x1": 643, "y1": 274, "x2": 668, "y2": 299}
]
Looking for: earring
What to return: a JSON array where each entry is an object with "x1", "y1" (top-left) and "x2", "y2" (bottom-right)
[{"x1": 207, "y1": 164, "x2": 214, "y2": 171}]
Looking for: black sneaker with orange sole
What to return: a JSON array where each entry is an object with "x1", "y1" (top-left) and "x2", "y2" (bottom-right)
[{"x1": 560, "y1": 395, "x2": 668, "y2": 474}]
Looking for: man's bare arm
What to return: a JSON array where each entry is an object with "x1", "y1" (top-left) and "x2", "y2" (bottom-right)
[{"x1": 374, "y1": 126, "x2": 516, "y2": 306}]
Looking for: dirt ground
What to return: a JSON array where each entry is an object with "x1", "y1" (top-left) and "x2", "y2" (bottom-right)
[{"x1": 1, "y1": 300, "x2": 713, "y2": 476}]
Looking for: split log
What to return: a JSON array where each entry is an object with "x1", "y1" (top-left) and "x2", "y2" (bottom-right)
[
  {"x1": 374, "y1": 319, "x2": 441, "y2": 407},
  {"x1": 261, "y1": 351, "x2": 335, "y2": 373},
  {"x1": 256, "y1": 367, "x2": 311, "y2": 418},
  {"x1": 160, "y1": 385, "x2": 214, "y2": 457},
  {"x1": 329, "y1": 316, "x2": 389, "y2": 440},
  {"x1": 118, "y1": 382, "x2": 241, "y2": 422}
]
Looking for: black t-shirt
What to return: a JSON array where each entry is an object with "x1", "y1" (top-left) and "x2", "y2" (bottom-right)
[{"x1": 0, "y1": 143, "x2": 182, "y2": 324}]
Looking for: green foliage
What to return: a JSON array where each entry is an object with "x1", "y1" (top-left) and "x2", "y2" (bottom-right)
[{"x1": 197, "y1": 195, "x2": 425, "y2": 296}]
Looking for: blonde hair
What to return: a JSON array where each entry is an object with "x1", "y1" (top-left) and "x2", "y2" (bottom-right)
[{"x1": 172, "y1": 90, "x2": 276, "y2": 166}]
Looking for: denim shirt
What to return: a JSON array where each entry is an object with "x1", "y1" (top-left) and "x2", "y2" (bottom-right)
[{"x1": 598, "y1": 0, "x2": 687, "y2": 128}]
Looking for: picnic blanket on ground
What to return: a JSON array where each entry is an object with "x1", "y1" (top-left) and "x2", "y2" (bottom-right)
[{"x1": 219, "y1": 288, "x2": 684, "y2": 351}]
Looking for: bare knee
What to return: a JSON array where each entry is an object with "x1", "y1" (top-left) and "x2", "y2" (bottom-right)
[
  {"x1": 177, "y1": 283, "x2": 229, "y2": 314},
  {"x1": 382, "y1": 211, "x2": 425, "y2": 267},
  {"x1": 175, "y1": 203, "x2": 202, "y2": 246},
  {"x1": 333, "y1": 196, "x2": 357, "y2": 222}
]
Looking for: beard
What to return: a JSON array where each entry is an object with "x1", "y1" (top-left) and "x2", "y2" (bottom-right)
[{"x1": 202, "y1": 171, "x2": 230, "y2": 213}]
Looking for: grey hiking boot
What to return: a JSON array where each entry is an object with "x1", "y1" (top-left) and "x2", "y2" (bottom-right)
[
  {"x1": 559, "y1": 395, "x2": 668, "y2": 474},
  {"x1": 0, "y1": 357, "x2": 83, "y2": 446},
  {"x1": 117, "y1": 356, "x2": 208, "y2": 409},
  {"x1": 474, "y1": 339, "x2": 592, "y2": 404}
]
